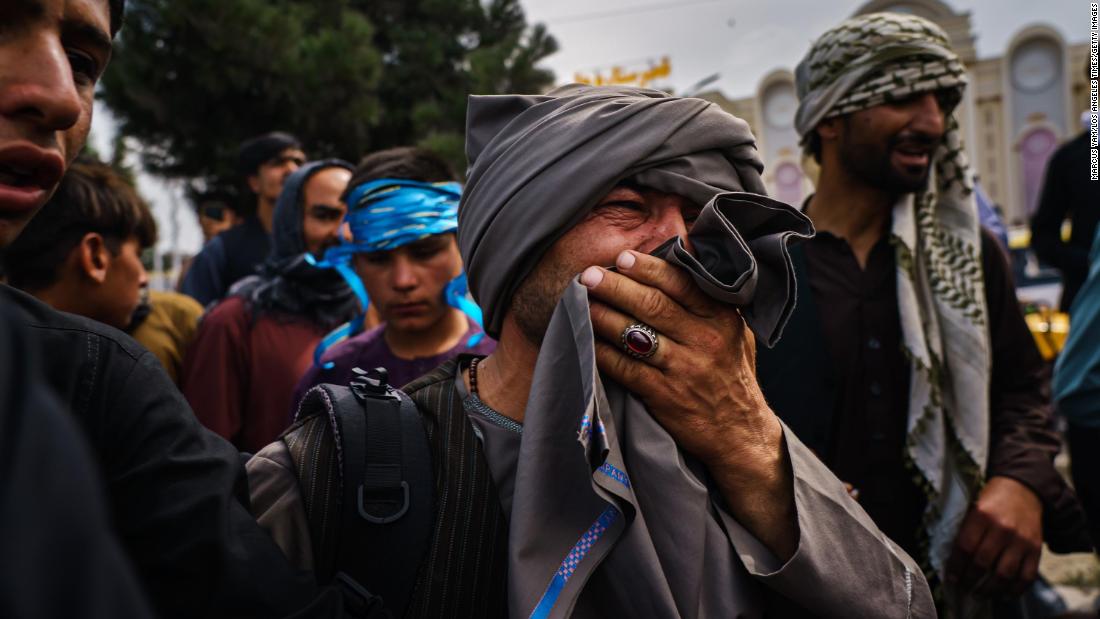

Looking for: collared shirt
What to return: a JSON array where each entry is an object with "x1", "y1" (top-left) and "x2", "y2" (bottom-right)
[
  {"x1": 803, "y1": 225, "x2": 1073, "y2": 556},
  {"x1": 803, "y1": 230, "x2": 925, "y2": 552}
]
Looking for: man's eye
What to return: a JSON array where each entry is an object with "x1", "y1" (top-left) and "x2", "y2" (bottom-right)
[
  {"x1": 67, "y1": 51, "x2": 99, "y2": 83},
  {"x1": 597, "y1": 201, "x2": 646, "y2": 213},
  {"x1": 411, "y1": 246, "x2": 442, "y2": 260},
  {"x1": 364, "y1": 253, "x2": 391, "y2": 265}
]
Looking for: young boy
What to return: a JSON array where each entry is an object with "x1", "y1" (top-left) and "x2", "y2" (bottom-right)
[
  {"x1": 4, "y1": 158, "x2": 154, "y2": 331},
  {"x1": 292, "y1": 147, "x2": 494, "y2": 407}
]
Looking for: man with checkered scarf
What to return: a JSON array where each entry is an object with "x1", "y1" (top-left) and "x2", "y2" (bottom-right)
[{"x1": 756, "y1": 11, "x2": 1094, "y2": 618}]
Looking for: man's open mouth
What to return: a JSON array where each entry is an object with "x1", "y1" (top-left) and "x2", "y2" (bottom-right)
[
  {"x1": 892, "y1": 144, "x2": 932, "y2": 168},
  {"x1": 0, "y1": 163, "x2": 39, "y2": 188}
]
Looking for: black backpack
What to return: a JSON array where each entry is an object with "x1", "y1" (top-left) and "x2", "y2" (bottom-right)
[{"x1": 283, "y1": 368, "x2": 435, "y2": 618}]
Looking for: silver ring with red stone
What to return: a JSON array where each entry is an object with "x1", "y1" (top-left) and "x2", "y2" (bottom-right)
[{"x1": 621, "y1": 323, "x2": 659, "y2": 359}]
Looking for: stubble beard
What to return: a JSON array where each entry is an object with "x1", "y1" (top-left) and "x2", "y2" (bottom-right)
[
  {"x1": 509, "y1": 255, "x2": 582, "y2": 347},
  {"x1": 839, "y1": 122, "x2": 933, "y2": 196}
]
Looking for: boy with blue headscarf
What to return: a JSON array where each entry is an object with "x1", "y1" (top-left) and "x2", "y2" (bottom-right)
[{"x1": 292, "y1": 147, "x2": 494, "y2": 409}]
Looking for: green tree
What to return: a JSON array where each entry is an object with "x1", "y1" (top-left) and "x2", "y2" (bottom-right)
[
  {"x1": 349, "y1": 0, "x2": 558, "y2": 168},
  {"x1": 100, "y1": 0, "x2": 557, "y2": 200},
  {"x1": 100, "y1": 0, "x2": 383, "y2": 202}
]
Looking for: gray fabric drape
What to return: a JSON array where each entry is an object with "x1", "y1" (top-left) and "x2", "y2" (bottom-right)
[
  {"x1": 510, "y1": 196, "x2": 813, "y2": 618},
  {"x1": 459, "y1": 85, "x2": 821, "y2": 617}
]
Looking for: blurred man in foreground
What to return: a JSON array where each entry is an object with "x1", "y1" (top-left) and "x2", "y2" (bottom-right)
[{"x1": 0, "y1": 2, "x2": 351, "y2": 616}]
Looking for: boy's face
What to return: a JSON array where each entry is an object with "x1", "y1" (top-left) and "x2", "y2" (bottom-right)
[
  {"x1": 87, "y1": 236, "x2": 147, "y2": 329},
  {"x1": 0, "y1": 0, "x2": 113, "y2": 247},
  {"x1": 353, "y1": 233, "x2": 464, "y2": 335}
]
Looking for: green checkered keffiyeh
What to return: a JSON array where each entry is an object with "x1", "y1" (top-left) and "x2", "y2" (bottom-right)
[{"x1": 795, "y1": 12, "x2": 991, "y2": 614}]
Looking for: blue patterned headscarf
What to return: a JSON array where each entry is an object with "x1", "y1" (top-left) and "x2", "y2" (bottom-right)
[{"x1": 307, "y1": 178, "x2": 484, "y2": 367}]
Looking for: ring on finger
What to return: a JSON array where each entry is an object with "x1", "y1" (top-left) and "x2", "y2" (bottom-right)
[{"x1": 621, "y1": 322, "x2": 660, "y2": 359}]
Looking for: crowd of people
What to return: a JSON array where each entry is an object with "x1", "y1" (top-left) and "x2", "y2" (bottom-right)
[{"x1": 1, "y1": 1, "x2": 1097, "y2": 618}]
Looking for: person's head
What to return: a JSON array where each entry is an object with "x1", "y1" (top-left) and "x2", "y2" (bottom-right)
[
  {"x1": 458, "y1": 84, "x2": 772, "y2": 347},
  {"x1": 4, "y1": 158, "x2": 155, "y2": 329},
  {"x1": 237, "y1": 131, "x2": 305, "y2": 206},
  {"x1": 195, "y1": 191, "x2": 240, "y2": 242},
  {"x1": 341, "y1": 147, "x2": 464, "y2": 335},
  {"x1": 0, "y1": 0, "x2": 124, "y2": 247},
  {"x1": 300, "y1": 166, "x2": 351, "y2": 257},
  {"x1": 794, "y1": 13, "x2": 965, "y2": 197},
  {"x1": 266, "y1": 159, "x2": 352, "y2": 263}
]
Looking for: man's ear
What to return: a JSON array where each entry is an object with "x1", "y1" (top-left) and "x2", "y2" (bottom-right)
[
  {"x1": 247, "y1": 174, "x2": 261, "y2": 194},
  {"x1": 816, "y1": 118, "x2": 842, "y2": 143},
  {"x1": 76, "y1": 232, "x2": 112, "y2": 284}
]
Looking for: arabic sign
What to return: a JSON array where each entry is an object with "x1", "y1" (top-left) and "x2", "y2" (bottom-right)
[{"x1": 574, "y1": 56, "x2": 671, "y2": 88}]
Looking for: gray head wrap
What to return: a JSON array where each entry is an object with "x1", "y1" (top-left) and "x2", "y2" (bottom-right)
[{"x1": 460, "y1": 84, "x2": 780, "y2": 340}]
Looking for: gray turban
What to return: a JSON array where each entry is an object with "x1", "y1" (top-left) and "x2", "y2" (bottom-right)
[{"x1": 459, "y1": 84, "x2": 786, "y2": 340}]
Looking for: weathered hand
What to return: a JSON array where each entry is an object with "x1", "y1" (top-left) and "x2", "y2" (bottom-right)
[
  {"x1": 581, "y1": 249, "x2": 797, "y2": 559},
  {"x1": 946, "y1": 476, "x2": 1043, "y2": 596}
]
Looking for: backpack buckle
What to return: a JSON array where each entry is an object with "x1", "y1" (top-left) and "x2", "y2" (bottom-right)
[
  {"x1": 358, "y1": 481, "x2": 410, "y2": 524},
  {"x1": 350, "y1": 367, "x2": 396, "y2": 401}
]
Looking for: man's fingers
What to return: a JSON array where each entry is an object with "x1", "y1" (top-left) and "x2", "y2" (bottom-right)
[
  {"x1": 947, "y1": 511, "x2": 985, "y2": 584},
  {"x1": 964, "y1": 522, "x2": 1009, "y2": 591},
  {"x1": 582, "y1": 266, "x2": 693, "y2": 342},
  {"x1": 612, "y1": 250, "x2": 717, "y2": 318},
  {"x1": 589, "y1": 301, "x2": 669, "y2": 369},
  {"x1": 593, "y1": 340, "x2": 664, "y2": 398},
  {"x1": 991, "y1": 542, "x2": 1026, "y2": 596},
  {"x1": 1018, "y1": 549, "x2": 1041, "y2": 591}
]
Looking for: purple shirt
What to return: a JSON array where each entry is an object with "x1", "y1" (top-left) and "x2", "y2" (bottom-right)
[{"x1": 291, "y1": 317, "x2": 496, "y2": 416}]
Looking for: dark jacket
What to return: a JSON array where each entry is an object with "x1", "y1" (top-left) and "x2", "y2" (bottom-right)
[
  {"x1": 1031, "y1": 131, "x2": 1098, "y2": 310},
  {"x1": 1, "y1": 284, "x2": 345, "y2": 618},
  {"x1": 757, "y1": 239, "x2": 1093, "y2": 554},
  {"x1": 1, "y1": 302, "x2": 154, "y2": 619},
  {"x1": 180, "y1": 215, "x2": 271, "y2": 306}
]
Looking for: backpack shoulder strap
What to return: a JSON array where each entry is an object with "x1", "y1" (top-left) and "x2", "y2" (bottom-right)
[{"x1": 291, "y1": 368, "x2": 435, "y2": 618}]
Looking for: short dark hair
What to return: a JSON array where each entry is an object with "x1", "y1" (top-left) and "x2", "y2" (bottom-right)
[
  {"x1": 4, "y1": 159, "x2": 156, "y2": 291},
  {"x1": 343, "y1": 147, "x2": 456, "y2": 202},
  {"x1": 195, "y1": 188, "x2": 243, "y2": 218},
  {"x1": 110, "y1": 0, "x2": 125, "y2": 37},
  {"x1": 236, "y1": 131, "x2": 302, "y2": 178}
]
